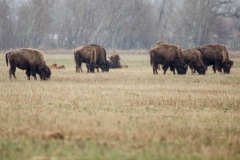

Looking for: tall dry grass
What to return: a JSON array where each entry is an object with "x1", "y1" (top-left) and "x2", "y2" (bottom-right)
[{"x1": 0, "y1": 50, "x2": 240, "y2": 160}]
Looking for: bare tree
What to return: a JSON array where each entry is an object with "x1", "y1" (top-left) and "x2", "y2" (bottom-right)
[
  {"x1": 17, "y1": 0, "x2": 54, "y2": 48},
  {"x1": 172, "y1": 0, "x2": 237, "y2": 48},
  {"x1": 0, "y1": 0, "x2": 15, "y2": 49},
  {"x1": 1, "y1": 0, "x2": 240, "y2": 50}
]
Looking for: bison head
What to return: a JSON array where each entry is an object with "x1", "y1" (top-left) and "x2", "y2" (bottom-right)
[
  {"x1": 195, "y1": 64, "x2": 207, "y2": 75},
  {"x1": 38, "y1": 65, "x2": 51, "y2": 80},
  {"x1": 175, "y1": 58, "x2": 188, "y2": 74},
  {"x1": 222, "y1": 60, "x2": 234, "y2": 74}
]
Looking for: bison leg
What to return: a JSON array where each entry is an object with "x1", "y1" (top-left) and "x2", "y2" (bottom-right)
[
  {"x1": 79, "y1": 62, "x2": 83, "y2": 72},
  {"x1": 162, "y1": 62, "x2": 169, "y2": 74},
  {"x1": 189, "y1": 65, "x2": 195, "y2": 74},
  {"x1": 30, "y1": 65, "x2": 37, "y2": 80},
  {"x1": 88, "y1": 63, "x2": 95, "y2": 73},
  {"x1": 213, "y1": 61, "x2": 222, "y2": 73},
  {"x1": 76, "y1": 65, "x2": 80, "y2": 73},
  {"x1": 9, "y1": 65, "x2": 17, "y2": 80},
  {"x1": 152, "y1": 63, "x2": 158, "y2": 74},
  {"x1": 75, "y1": 65, "x2": 79, "y2": 72},
  {"x1": 96, "y1": 66, "x2": 99, "y2": 72},
  {"x1": 86, "y1": 64, "x2": 90, "y2": 73},
  {"x1": 212, "y1": 65, "x2": 216, "y2": 74},
  {"x1": 26, "y1": 68, "x2": 31, "y2": 80},
  {"x1": 170, "y1": 65, "x2": 176, "y2": 75},
  {"x1": 76, "y1": 62, "x2": 82, "y2": 73}
]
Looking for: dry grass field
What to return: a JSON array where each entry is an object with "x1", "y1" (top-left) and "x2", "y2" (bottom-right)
[{"x1": 0, "y1": 50, "x2": 240, "y2": 160}]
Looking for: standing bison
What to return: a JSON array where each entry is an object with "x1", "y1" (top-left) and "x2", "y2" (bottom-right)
[
  {"x1": 108, "y1": 53, "x2": 121, "y2": 68},
  {"x1": 5, "y1": 48, "x2": 51, "y2": 80},
  {"x1": 74, "y1": 44, "x2": 109, "y2": 73},
  {"x1": 195, "y1": 44, "x2": 234, "y2": 74},
  {"x1": 182, "y1": 49, "x2": 207, "y2": 75},
  {"x1": 150, "y1": 43, "x2": 187, "y2": 75}
]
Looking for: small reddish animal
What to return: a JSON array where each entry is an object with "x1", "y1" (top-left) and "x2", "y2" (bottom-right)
[
  {"x1": 49, "y1": 64, "x2": 57, "y2": 69},
  {"x1": 120, "y1": 65, "x2": 128, "y2": 68},
  {"x1": 49, "y1": 64, "x2": 65, "y2": 69},
  {"x1": 56, "y1": 65, "x2": 65, "y2": 69}
]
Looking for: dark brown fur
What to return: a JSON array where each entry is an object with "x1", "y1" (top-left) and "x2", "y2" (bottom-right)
[
  {"x1": 108, "y1": 53, "x2": 121, "y2": 68},
  {"x1": 150, "y1": 43, "x2": 187, "y2": 75},
  {"x1": 182, "y1": 49, "x2": 207, "y2": 75},
  {"x1": 74, "y1": 44, "x2": 109, "y2": 73},
  {"x1": 6, "y1": 48, "x2": 51, "y2": 80},
  {"x1": 74, "y1": 45, "x2": 97, "y2": 73},
  {"x1": 89, "y1": 44, "x2": 109, "y2": 72},
  {"x1": 194, "y1": 44, "x2": 234, "y2": 74}
]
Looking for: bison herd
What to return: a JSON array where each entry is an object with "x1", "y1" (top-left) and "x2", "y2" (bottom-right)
[
  {"x1": 5, "y1": 42, "x2": 234, "y2": 80},
  {"x1": 150, "y1": 41, "x2": 234, "y2": 75}
]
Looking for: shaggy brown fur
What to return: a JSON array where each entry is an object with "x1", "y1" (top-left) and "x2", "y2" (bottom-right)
[
  {"x1": 108, "y1": 53, "x2": 121, "y2": 68},
  {"x1": 150, "y1": 43, "x2": 187, "y2": 75},
  {"x1": 195, "y1": 44, "x2": 234, "y2": 74},
  {"x1": 74, "y1": 45, "x2": 97, "y2": 73},
  {"x1": 89, "y1": 44, "x2": 109, "y2": 72},
  {"x1": 6, "y1": 48, "x2": 51, "y2": 80},
  {"x1": 182, "y1": 49, "x2": 207, "y2": 75},
  {"x1": 74, "y1": 44, "x2": 109, "y2": 73}
]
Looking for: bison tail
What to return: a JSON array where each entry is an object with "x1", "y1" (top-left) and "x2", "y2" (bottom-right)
[
  {"x1": 149, "y1": 50, "x2": 154, "y2": 66},
  {"x1": 5, "y1": 52, "x2": 10, "y2": 66},
  {"x1": 90, "y1": 47, "x2": 97, "y2": 65}
]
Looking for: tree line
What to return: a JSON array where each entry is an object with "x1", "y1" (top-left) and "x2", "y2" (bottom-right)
[{"x1": 0, "y1": 0, "x2": 240, "y2": 50}]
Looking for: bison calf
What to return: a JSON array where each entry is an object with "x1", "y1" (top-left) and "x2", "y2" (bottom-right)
[{"x1": 6, "y1": 48, "x2": 51, "y2": 80}]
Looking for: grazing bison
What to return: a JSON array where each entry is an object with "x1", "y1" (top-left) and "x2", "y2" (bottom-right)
[
  {"x1": 74, "y1": 45, "x2": 96, "y2": 73},
  {"x1": 5, "y1": 48, "x2": 51, "y2": 80},
  {"x1": 195, "y1": 44, "x2": 234, "y2": 74},
  {"x1": 74, "y1": 44, "x2": 109, "y2": 73},
  {"x1": 150, "y1": 43, "x2": 188, "y2": 75},
  {"x1": 89, "y1": 44, "x2": 109, "y2": 72},
  {"x1": 108, "y1": 53, "x2": 121, "y2": 68},
  {"x1": 182, "y1": 49, "x2": 207, "y2": 75}
]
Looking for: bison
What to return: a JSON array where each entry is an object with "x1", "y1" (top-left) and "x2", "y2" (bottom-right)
[
  {"x1": 5, "y1": 48, "x2": 51, "y2": 80},
  {"x1": 89, "y1": 44, "x2": 110, "y2": 72},
  {"x1": 150, "y1": 43, "x2": 188, "y2": 75},
  {"x1": 74, "y1": 44, "x2": 109, "y2": 73},
  {"x1": 108, "y1": 53, "x2": 121, "y2": 68},
  {"x1": 194, "y1": 44, "x2": 234, "y2": 74},
  {"x1": 182, "y1": 49, "x2": 207, "y2": 75}
]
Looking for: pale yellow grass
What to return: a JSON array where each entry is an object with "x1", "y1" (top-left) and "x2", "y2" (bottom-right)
[{"x1": 0, "y1": 51, "x2": 240, "y2": 159}]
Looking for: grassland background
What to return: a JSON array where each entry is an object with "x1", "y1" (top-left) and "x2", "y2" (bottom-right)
[{"x1": 0, "y1": 49, "x2": 240, "y2": 160}]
